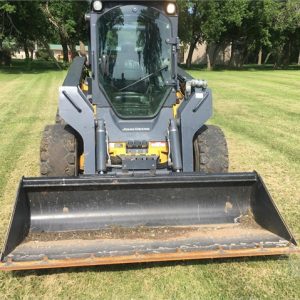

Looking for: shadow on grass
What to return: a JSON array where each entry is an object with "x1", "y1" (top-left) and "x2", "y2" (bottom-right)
[
  {"x1": 0, "y1": 59, "x2": 66, "y2": 75},
  {"x1": 180, "y1": 63, "x2": 300, "y2": 72},
  {"x1": 13, "y1": 255, "x2": 290, "y2": 277}
]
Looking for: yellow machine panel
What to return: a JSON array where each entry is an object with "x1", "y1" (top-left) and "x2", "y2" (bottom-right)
[
  {"x1": 108, "y1": 142, "x2": 168, "y2": 164},
  {"x1": 173, "y1": 91, "x2": 184, "y2": 118}
]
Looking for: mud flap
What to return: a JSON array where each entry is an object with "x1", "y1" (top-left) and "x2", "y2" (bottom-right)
[{"x1": 0, "y1": 172, "x2": 298, "y2": 271}]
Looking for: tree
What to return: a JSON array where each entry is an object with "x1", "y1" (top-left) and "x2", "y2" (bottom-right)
[
  {"x1": 270, "y1": 0, "x2": 300, "y2": 66},
  {"x1": 178, "y1": 0, "x2": 205, "y2": 68},
  {"x1": 236, "y1": 0, "x2": 280, "y2": 66},
  {"x1": 41, "y1": 1, "x2": 88, "y2": 62},
  {"x1": 178, "y1": 0, "x2": 249, "y2": 69},
  {"x1": 199, "y1": 0, "x2": 225, "y2": 69},
  {"x1": 12, "y1": 2, "x2": 53, "y2": 60},
  {"x1": 0, "y1": 1, "x2": 16, "y2": 65}
]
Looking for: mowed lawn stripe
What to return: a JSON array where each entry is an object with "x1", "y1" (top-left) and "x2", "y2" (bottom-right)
[
  {"x1": 193, "y1": 72, "x2": 300, "y2": 157},
  {"x1": 218, "y1": 78, "x2": 299, "y2": 108},
  {"x1": 208, "y1": 79, "x2": 299, "y2": 112},
  {"x1": 213, "y1": 104, "x2": 300, "y2": 155},
  {"x1": 0, "y1": 72, "x2": 62, "y2": 194},
  {"x1": 189, "y1": 71, "x2": 300, "y2": 163},
  {"x1": 205, "y1": 70, "x2": 300, "y2": 89},
  {"x1": 190, "y1": 70, "x2": 300, "y2": 106},
  {"x1": 0, "y1": 75, "x2": 29, "y2": 95},
  {"x1": 215, "y1": 114, "x2": 300, "y2": 165},
  {"x1": 219, "y1": 71, "x2": 300, "y2": 89},
  {"x1": 0, "y1": 75, "x2": 41, "y2": 120}
]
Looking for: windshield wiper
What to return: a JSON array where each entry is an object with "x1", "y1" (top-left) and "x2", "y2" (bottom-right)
[{"x1": 119, "y1": 65, "x2": 168, "y2": 92}]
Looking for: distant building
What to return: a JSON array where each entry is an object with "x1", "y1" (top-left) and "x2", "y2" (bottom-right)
[
  {"x1": 179, "y1": 42, "x2": 232, "y2": 65},
  {"x1": 49, "y1": 44, "x2": 89, "y2": 61}
]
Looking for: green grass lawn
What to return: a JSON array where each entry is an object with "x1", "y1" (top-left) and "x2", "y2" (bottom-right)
[{"x1": 0, "y1": 61, "x2": 299, "y2": 299}]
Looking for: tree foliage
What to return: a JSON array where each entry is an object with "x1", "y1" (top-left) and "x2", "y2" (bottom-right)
[
  {"x1": 1, "y1": 0, "x2": 299, "y2": 68},
  {"x1": 0, "y1": 0, "x2": 88, "y2": 65},
  {"x1": 41, "y1": 0, "x2": 88, "y2": 62},
  {"x1": 0, "y1": 1, "x2": 17, "y2": 65},
  {"x1": 178, "y1": 0, "x2": 300, "y2": 68}
]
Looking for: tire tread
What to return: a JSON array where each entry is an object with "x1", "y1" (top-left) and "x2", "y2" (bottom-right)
[
  {"x1": 40, "y1": 124, "x2": 77, "y2": 177},
  {"x1": 194, "y1": 125, "x2": 229, "y2": 173}
]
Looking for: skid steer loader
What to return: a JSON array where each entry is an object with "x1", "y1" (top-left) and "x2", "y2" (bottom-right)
[{"x1": 0, "y1": 0, "x2": 298, "y2": 271}]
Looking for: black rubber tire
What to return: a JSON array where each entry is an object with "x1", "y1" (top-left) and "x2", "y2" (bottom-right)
[
  {"x1": 193, "y1": 125, "x2": 229, "y2": 173},
  {"x1": 40, "y1": 124, "x2": 78, "y2": 177}
]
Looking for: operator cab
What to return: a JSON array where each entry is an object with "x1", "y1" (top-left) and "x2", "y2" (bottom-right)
[{"x1": 97, "y1": 3, "x2": 174, "y2": 118}]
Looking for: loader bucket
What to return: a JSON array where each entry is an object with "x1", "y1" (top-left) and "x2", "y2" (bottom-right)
[{"x1": 0, "y1": 172, "x2": 298, "y2": 271}]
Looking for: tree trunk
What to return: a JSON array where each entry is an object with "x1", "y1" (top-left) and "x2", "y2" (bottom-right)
[
  {"x1": 257, "y1": 48, "x2": 262, "y2": 65},
  {"x1": 298, "y1": 50, "x2": 300, "y2": 65},
  {"x1": 239, "y1": 45, "x2": 249, "y2": 67},
  {"x1": 24, "y1": 43, "x2": 30, "y2": 60},
  {"x1": 221, "y1": 43, "x2": 228, "y2": 65},
  {"x1": 229, "y1": 41, "x2": 236, "y2": 66},
  {"x1": 264, "y1": 52, "x2": 271, "y2": 64},
  {"x1": 30, "y1": 49, "x2": 34, "y2": 60},
  {"x1": 273, "y1": 44, "x2": 284, "y2": 68},
  {"x1": 241, "y1": 51, "x2": 249, "y2": 67},
  {"x1": 211, "y1": 44, "x2": 220, "y2": 67},
  {"x1": 62, "y1": 42, "x2": 69, "y2": 62},
  {"x1": 283, "y1": 40, "x2": 291, "y2": 66},
  {"x1": 60, "y1": 34, "x2": 69, "y2": 63},
  {"x1": 2, "y1": 50, "x2": 11, "y2": 66},
  {"x1": 206, "y1": 44, "x2": 211, "y2": 71},
  {"x1": 42, "y1": 3, "x2": 69, "y2": 63},
  {"x1": 186, "y1": 39, "x2": 198, "y2": 69}
]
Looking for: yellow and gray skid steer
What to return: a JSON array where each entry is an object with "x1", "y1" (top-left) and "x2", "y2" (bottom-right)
[{"x1": 0, "y1": 0, "x2": 298, "y2": 271}]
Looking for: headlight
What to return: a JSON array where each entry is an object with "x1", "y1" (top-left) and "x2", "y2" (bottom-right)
[
  {"x1": 166, "y1": 3, "x2": 176, "y2": 15},
  {"x1": 92, "y1": 0, "x2": 103, "y2": 12}
]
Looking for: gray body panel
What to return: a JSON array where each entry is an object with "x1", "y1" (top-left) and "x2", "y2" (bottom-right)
[
  {"x1": 178, "y1": 90, "x2": 213, "y2": 172},
  {"x1": 59, "y1": 86, "x2": 96, "y2": 174},
  {"x1": 97, "y1": 107, "x2": 173, "y2": 141}
]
